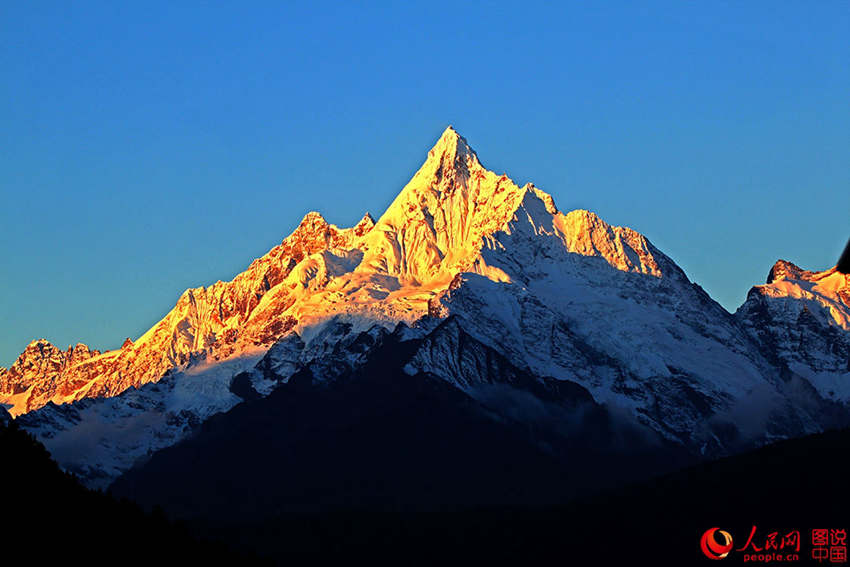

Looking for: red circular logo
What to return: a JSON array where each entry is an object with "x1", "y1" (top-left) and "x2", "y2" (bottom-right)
[{"x1": 701, "y1": 527, "x2": 734, "y2": 560}]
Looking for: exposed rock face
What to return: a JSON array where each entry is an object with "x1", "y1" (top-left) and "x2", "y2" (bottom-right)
[
  {"x1": 6, "y1": 127, "x2": 850, "y2": 492},
  {"x1": 0, "y1": 341, "x2": 102, "y2": 410},
  {"x1": 758, "y1": 260, "x2": 850, "y2": 329},
  {"x1": 357, "y1": 128, "x2": 528, "y2": 283},
  {"x1": 736, "y1": 260, "x2": 850, "y2": 401},
  {"x1": 0, "y1": 211, "x2": 376, "y2": 416},
  {"x1": 2, "y1": 127, "x2": 683, "y2": 416},
  {"x1": 11, "y1": 128, "x2": 850, "y2": 486}
]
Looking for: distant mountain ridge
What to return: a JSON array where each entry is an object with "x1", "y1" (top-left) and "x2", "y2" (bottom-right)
[
  {"x1": 5, "y1": 127, "x2": 849, "y2": 493},
  {"x1": 0, "y1": 126, "x2": 688, "y2": 416},
  {"x1": 0, "y1": 210, "x2": 376, "y2": 416},
  {"x1": 736, "y1": 259, "x2": 850, "y2": 401}
]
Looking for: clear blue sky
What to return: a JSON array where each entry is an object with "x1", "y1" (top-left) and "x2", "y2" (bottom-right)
[{"x1": 1, "y1": 1, "x2": 848, "y2": 366}]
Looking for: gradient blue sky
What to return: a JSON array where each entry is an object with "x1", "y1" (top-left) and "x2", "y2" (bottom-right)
[{"x1": 1, "y1": 2, "x2": 848, "y2": 366}]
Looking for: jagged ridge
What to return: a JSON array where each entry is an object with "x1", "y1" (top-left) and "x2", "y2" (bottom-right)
[
  {"x1": 10, "y1": 127, "x2": 850, "y2": 491},
  {"x1": 2, "y1": 127, "x2": 674, "y2": 416}
]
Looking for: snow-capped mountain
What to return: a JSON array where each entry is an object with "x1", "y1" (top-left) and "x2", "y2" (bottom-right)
[
  {"x1": 0, "y1": 125, "x2": 680, "y2": 417},
  {"x1": 736, "y1": 260, "x2": 850, "y2": 401},
  {"x1": 0, "y1": 210, "x2": 375, "y2": 416},
  {"x1": 6, "y1": 127, "x2": 850, "y2": 490}
]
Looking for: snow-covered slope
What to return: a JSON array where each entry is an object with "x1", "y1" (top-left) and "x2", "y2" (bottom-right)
[
  {"x1": 0, "y1": 212, "x2": 376, "y2": 416},
  {"x1": 407, "y1": 202, "x2": 844, "y2": 452},
  {"x1": 17, "y1": 351, "x2": 264, "y2": 488},
  {"x1": 0, "y1": 126, "x2": 689, "y2": 417},
  {"x1": 736, "y1": 260, "x2": 850, "y2": 401},
  {"x1": 16, "y1": 320, "x2": 402, "y2": 489},
  {"x1": 7, "y1": 126, "x2": 850, "y2": 488}
]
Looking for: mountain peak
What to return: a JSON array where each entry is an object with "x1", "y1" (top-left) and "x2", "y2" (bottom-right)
[
  {"x1": 281, "y1": 211, "x2": 335, "y2": 248},
  {"x1": 767, "y1": 259, "x2": 808, "y2": 283},
  {"x1": 765, "y1": 259, "x2": 848, "y2": 288},
  {"x1": 752, "y1": 259, "x2": 850, "y2": 328},
  {"x1": 353, "y1": 212, "x2": 375, "y2": 237},
  {"x1": 295, "y1": 211, "x2": 329, "y2": 229},
  {"x1": 0, "y1": 126, "x2": 688, "y2": 416},
  {"x1": 19, "y1": 339, "x2": 63, "y2": 360},
  {"x1": 360, "y1": 128, "x2": 528, "y2": 282},
  {"x1": 425, "y1": 126, "x2": 479, "y2": 169},
  {"x1": 435, "y1": 124, "x2": 461, "y2": 144}
]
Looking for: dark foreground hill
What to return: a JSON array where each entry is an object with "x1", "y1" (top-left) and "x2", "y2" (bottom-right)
[
  {"x1": 156, "y1": 426, "x2": 850, "y2": 565},
  {"x1": 0, "y1": 409, "x2": 261, "y2": 565},
  {"x1": 4, "y1": 395, "x2": 848, "y2": 565},
  {"x1": 104, "y1": 334, "x2": 850, "y2": 565},
  {"x1": 110, "y1": 333, "x2": 694, "y2": 521}
]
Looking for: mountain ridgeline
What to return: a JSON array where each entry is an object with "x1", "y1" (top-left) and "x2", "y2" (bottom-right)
[{"x1": 3, "y1": 127, "x2": 849, "y2": 518}]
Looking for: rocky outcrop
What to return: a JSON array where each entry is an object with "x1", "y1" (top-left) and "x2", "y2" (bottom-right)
[
  {"x1": 6, "y1": 125, "x2": 849, "y2": 487},
  {"x1": 0, "y1": 341, "x2": 103, "y2": 409},
  {"x1": 736, "y1": 259, "x2": 850, "y2": 401},
  {"x1": 2, "y1": 127, "x2": 684, "y2": 416},
  {"x1": 12, "y1": 127, "x2": 850, "y2": 488},
  {"x1": 0, "y1": 211, "x2": 377, "y2": 415}
]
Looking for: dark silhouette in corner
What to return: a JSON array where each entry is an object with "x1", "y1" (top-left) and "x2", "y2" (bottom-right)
[
  {"x1": 0, "y1": 408, "x2": 265, "y2": 565},
  {"x1": 838, "y1": 238, "x2": 850, "y2": 274}
]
